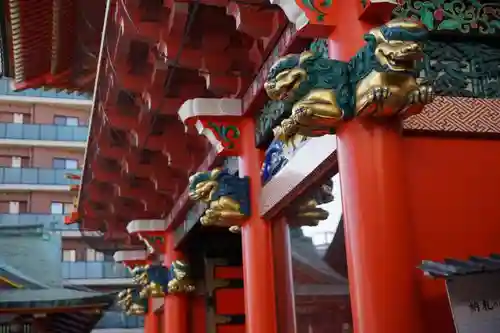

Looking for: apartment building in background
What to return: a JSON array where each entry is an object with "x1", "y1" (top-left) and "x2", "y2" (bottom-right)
[{"x1": 0, "y1": 78, "x2": 142, "y2": 332}]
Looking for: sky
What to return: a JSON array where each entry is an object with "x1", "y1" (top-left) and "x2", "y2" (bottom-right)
[{"x1": 302, "y1": 174, "x2": 342, "y2": 246}]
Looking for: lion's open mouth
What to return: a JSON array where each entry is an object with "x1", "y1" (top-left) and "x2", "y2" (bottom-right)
[
  {"x1": 385, "y1": 43, "x2": 423, "y2": 70},
  {"x1": 386, "y1": 49, "x2": 423, "y2": 70},
  {"x1": 388, "y1": 56, "x2": 415, "y2": 69},
  {"x1": 277, "y1": 75, "x2": 303, "y2": 100}
]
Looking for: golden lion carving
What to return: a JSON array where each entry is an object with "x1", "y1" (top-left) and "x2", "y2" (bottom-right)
[
  {"x1": 264, "y1": 19, "x2": 434, "y2": 141},
  {"x1": 188, "y1": 168, "x2": 250, "y2": 232}
]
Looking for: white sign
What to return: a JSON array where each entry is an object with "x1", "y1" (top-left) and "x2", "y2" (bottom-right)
[{"x1": 447, "y1": 272, "x2": 500, "y2": 333}]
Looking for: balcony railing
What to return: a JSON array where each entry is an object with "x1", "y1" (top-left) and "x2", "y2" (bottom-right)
[
  {"x1": 0, "y1": 168, "x2": 80, "y2": 185},
  {"x1": 0, "y1": 213, "x2": 79, "y2": 229},
  {"x1": 96, "y1": 311, "x2": 144, "y2": 329},
  {"x1": 61, "y1": 261, "x2": 132, "y2": 279},
  {"x1": 0, "y1": 123, "x2": 88, "y2": 142},
  {"x1": 0, "y1": 78, "x2": 91, "y2": 100}
]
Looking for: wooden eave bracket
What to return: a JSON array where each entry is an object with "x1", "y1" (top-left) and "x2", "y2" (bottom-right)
[
  {"x1": 127, "y1": 219, "x2": 167, "y2": 254},
  {"x1": 270, "y1": 0, "x2": 336, "y2": 37},
  {"x1": 178, "y1": 98, "x2": 244, "y2": 157},
  {"x1": 113, "y1": 250, "x2": 149, "y2": 268},
  {"x1": 127, "y1": 219, "x2": 167, "y2": 235}
]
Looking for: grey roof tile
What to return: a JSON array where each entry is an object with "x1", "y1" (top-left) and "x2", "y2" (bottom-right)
[{"x1": 419, "y1": 254, "x2": 500, "y2": 278}]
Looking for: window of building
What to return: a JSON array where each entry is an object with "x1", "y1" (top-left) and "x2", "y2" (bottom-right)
[
  {"x1": 52, "y1": 158, "x2": 78, "y2": 170},
  {"x1": 7, "y1": 201, "x2": 26, "y2": 214},
  {"x1": 9, "y1": 201, "x2": 19, "y2": 214},
  {"x1": 53, "y1": 116, "x2": 65, "y2": 125},
  {"x1": 66, "y1": 117, "x2": 79, "y2": 126},
  {"x1": 51, "y1": 202, "x2": 63, "y2": 214},
  {"x1": 54, "y1": 116, "x2": 79, "y2": 126},
  {"x1": 51, "y1": 202, "x2": 73, "y2": 214},
  {"x1": 86, "y1": 248, "x2": 104, "y2": 262},
  {"x1": 11, "y1": 156, "x2": 21, "y2": 168},
  {"x1": 12, "y1": 113, "x2": 24, "y2": 124},
  {"x1": 62, "y1": 250, "x2": 76, "y2": 262}
]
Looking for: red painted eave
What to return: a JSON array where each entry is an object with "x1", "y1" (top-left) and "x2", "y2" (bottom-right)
[
  {"x1": 5, "y1": 0, "x2": 105, "y2": 93},
  {"x1": 77, "y1": 0, "x2": 290, "y2": 239}
]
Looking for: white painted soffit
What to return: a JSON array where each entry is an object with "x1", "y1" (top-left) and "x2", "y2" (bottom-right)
[
  {"x1": 127, "y1": 219, "x2": 166, "y2": 234},
  {"x1": 177, "y1": 98, "x2": 242, "y2": 124},
  {"x1": 113, "y1": 250, "x2": 148, "y2": 263}
]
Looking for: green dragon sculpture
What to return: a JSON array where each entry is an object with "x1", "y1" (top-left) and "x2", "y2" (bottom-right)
[
  {"x1": 188, "y1": 168, "x2": 250, "y2": 232},
  {"x1": 264, "y1": 18, "x2": 434, "y2": 141}
]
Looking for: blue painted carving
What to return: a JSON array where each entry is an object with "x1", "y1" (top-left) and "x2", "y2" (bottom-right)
[{"x1": 261, "y1": 139, "x2": 288, "y2": 185}]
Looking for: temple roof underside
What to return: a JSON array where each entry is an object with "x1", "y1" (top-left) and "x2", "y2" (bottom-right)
[{"x1": 1, "y1": 0, "x2": 106, "y2": 93}]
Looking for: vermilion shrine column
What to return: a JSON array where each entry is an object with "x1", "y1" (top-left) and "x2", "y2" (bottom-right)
[
  {"x1": 239, "y1": 116, "x2": 279, "y2": 333},
  {"x1": 145, "y1": 308, "x2": 159, "y2": 333},
  {"x1": 330, "y1": 2, "x2": 423, "y2": 333},
  {"x1": 164, "y1": 231, "x2": 188, "y2": 333},
  {"x1": 178, "y1": 99, "x2": 279, "y2": 333},
  {"x1": 272, "y1": 217, "x2": 297, "y2": 333}
]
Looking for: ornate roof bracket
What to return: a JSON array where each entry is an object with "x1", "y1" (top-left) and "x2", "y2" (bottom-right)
[
  {"x1": 269, "y1": 0, "x2": 336, "y2": 36},
  {"x1": 127, "y1": 219, "x2": 167, "y2": 254},
  {"x1": 113, "y1": 250, "x2": 149, "y2": 268},
  {"x1": 178, "y1": 98, "x2": 244, "y2": 156},
  {"x1": 127, "y1": 219, "x2": 167, "y2": 234}
]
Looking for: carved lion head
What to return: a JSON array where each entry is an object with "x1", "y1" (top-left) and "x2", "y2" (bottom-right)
[
  {"x1": 366, "y1": 18, "x2": 428, "y2": 72},
  {"x1": 263, "y1": 52, "x2": 315, "y2": 101},
  {"x1": 188, "y1": 168, "x2": 222, "y2": 202}
]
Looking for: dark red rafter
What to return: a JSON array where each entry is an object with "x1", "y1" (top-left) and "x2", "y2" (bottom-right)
[
  {"x1": 9, "y1": 0, "x2": 53, "y2": 88},
  {"x1": 77, "y1": 0, "x2": 289, "y2": 243},
  {"x1": 5, "y1": 0, "x2": 105, "y2": 92}
]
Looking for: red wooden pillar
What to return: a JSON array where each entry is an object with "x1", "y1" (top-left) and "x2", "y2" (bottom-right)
[
  {"x1": 329, "y1": 2, "x2": 423, "y2": 333},
  {"x1": 239, "y1": 116, "x2": 278, "y2": 333},
  {"x1": 272, "y1": 217, "x2": 297, "y2": 333},
  {"x1": 146, "y1": 306, "x2": 159, "y2": 333},
  {"x1": 164, "y1": 231, "x2": 188, "y2": 333},
  {"x1": 144, "y1": 310, "x2": 152, "y2": 333}
]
